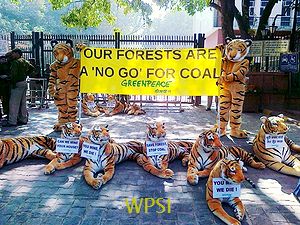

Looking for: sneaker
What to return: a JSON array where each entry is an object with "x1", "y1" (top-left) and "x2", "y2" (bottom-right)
[
  {"x1": 2, "y1": 122, "x2": 17, "y2": 127},
  {"x1": 17, "y1": 121, "x2": 28, "y2": 125}
]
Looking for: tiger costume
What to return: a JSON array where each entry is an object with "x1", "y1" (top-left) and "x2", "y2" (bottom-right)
[
  {"x1": 136, "y1": 122, "x2": 193, "y2": 179},
  {"x1": 217, "y1": 37, "x2": 252, "y2": 138},
  {"x1": 206, "y1": 159, "x2": 246, "y2": 225},
  {"x1": 101, "y1": 95, "x2": 145, "y2": 116},
  {"x1": 83, "y1": 125, "x2": 144, "y2": 189},
  {"x1": 44, "y1": 122, "x2": 84, "y2": 174},
  {"x1": 187, "y1": 129, "x2": 265, "y2": 185},
  {"x1": 253, "y1": 114, "x2": 300, "y2": 177},
  {"x1": 82, "y1": 93, "x2": 101, "y2": 117},
  {"x1": 48, "y1": 39, "x2": 80, "y2": 131},
  {"x1": 0, "y1": 136, "x2": 57, "y2": 169}
]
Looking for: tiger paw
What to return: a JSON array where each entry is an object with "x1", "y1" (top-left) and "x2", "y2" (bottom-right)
[
  {"x1": 252, "y1": 162, "x2": 266, "y2": 169},
  {"x1": 187, "y1": 174, "x2": 198, "y2": 185},
  {"x1": 53, "y1": 124, "x2": 63, "y2": 131},
  {"x1": 91, "y1": 177, "x2": 103, "y2": 190},
  {"x1": 181, "y1": 158, "x2": 189, "y2": 167},
  {"x1": 230, "y1": 129, "x2": 248, "y2": 139},
  {"x1": 234, "y1": 208, "x2": 245, "y2": 221},
  {"x1": 161, "y1": 169, "x2": 174, "y2": 178},
  {"x1": 44, "y1": 164, "x2": 55, "y2": 175}
]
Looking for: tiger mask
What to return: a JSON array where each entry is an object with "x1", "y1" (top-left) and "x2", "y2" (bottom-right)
[
  {"x1": 44, "y1": 122, "x2": 83, "y2": 174},
  {"x1": 253, "y1": 114, "x2": 300, "y2": 177},
  {"x1": 88, "y1": 124, "x2": 111, "y2": 145},
  {"x1": 146, "y1": 122, "x2": 166, "y2": 142},
  {"x1": 50, "y1": 39, "x2": 74, "y2": 65},
  {"x1": 206, "y1": 159, "x2": 245, "y2": 225}
]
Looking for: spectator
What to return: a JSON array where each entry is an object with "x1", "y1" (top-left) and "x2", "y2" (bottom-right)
[
  {"x1": 0, "y1": 55, "x2": 11, "y2": 119},
  {"x1": 2, "y1": 48, "x2": 35, "y2": 127},
  {"x1": 42, "y1": 63, "x2": 51, "y2": 108},
  {"x1": 28, "y1": 58, "x2": 42, "y2": 107},
  {"x1": 206, "y1": 96, "x2": 218, "y2": 111}
]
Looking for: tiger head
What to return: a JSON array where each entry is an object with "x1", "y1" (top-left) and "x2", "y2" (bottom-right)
[
  {"x1": 146, "y1": 122, "x2": 166, "y2": 142},
  {"x1": 220, "y1": 159, "x2": 245, "y2": 184},
  {"x1": 198, "y1": 130, "x2": 223, "y2": 152},
  {"x1": 224, "y1": 37, "x2": 252, "y2": 62},
  {"x1": 260, "y1": 114, "x2": 288, "y2": 135},
  {"x1": 50, "y1": 39, "x2": 74, "y2": 65},
  {"x1": 62, "y1": 122, "x2": 82, "y2": 139},
  {"x1": 89, "y1": 125, "x2": 110, "y2": 145},
  {"x1": 84, "y1": 93, "x2": 96, "y2": 103}
]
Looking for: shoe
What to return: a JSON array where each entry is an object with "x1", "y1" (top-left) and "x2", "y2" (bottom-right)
[
  {"x1": 206, "y1": 108, "x2": 211, "y2": 111},
  {"x1": 17, "y1": 121, "x2": 28, "y2": 125},
  {"x1": 2, "y1": 122, "x2": 17, "y2": 127}
]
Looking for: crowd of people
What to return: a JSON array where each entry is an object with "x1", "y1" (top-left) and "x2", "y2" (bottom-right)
[{"x1": 0, "y1": 48, "x2": 46, "y2": 127}]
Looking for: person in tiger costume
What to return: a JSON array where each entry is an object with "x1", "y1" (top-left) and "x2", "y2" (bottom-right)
[
  {"x1": 187, "y1": 129, "x2": 265, "y2": 185},
  {"x1": 82, "y1": 124, "x2": 144, "y2": 189},
  {"x1": 253, "y1": 114, "x2": 300, "y2": 177},
  {"x1": 44, "y1": 122, "x2": 84, "y2": 174},
  {"x1": 136, "y1": 122, "x2": 193, "y2": 178},
  {"x1": 216, "y1": 37, "x2": 252, "y2": 138},
  {"x1": 101, "y1": 95, "x2": 145, "y2": 116},
  {"x1": 206, "y1": 158, "x2": 246, "y2": 225},
  {"x1": 0, "y1": 136, "x2": 57, "y2": 169},
  {"x1": 82, "y1": 93, "x2": 101, "y2": 117},
  {"x1": 48, "y1": 39, "x2": 81, "y2": 131}
]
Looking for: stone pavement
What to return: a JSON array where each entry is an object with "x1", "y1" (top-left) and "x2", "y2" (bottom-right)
[{"x1": 0, "y1": 102, "x2": 300, "y2": 225}]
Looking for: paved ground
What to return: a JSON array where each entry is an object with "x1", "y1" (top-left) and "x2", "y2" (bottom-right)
[{"x1": 0, "y1": 101, "x2": 300, "y2": 225}]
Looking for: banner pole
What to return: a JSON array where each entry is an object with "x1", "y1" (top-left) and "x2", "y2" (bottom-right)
[{"x1": 217, "y1": 85, "x2": 221, "y2": 137}]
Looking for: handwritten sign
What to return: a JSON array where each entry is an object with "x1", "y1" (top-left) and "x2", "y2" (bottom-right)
[
  {"x1": 146, "y1": 141, "x2": 168, "y2": 157},
  {"x1": 81, "y1": 142, "x2": 100, "y2": 161},
  {"x1": 212, "y1": 178, "x2": 241, "y2": 198},
  {"x1": 265, "y1": 134, "x2": 285, "y2": 149},
  {"x1": 106, "y1": 101, "x2": 116, "y2": 108},
  {"x1": 86, "y1": 102, "x2": 96, "y2": 110},
  {"x1": 56, "y1": 138, "x2": 79, "y2": 154}
]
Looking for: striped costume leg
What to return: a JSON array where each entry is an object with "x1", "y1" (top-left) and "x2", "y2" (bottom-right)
[
  {"x1": 54, "y1": 92, "x2": 69, "y2": 131},
  {"x1": 229, "y1": 86, "x2": 247, "y2": 138},
  {"x1": 219, "y1": 86, "x2": 231, "y2": 136}
]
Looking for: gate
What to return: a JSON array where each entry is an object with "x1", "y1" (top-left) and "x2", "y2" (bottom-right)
[{"x1": 7, "y1": 31, "x2": 206, "y2": 109}]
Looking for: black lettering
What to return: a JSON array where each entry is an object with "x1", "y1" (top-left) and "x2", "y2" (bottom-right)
[
  {"x1": 80, "y1": 66, "x2": 88, "y2": 76},
  {"x1": 191, "y1": 68, "x2": 201, "y2": 78},
  {"x1": 202, "y1": 68, "x2": 212, "y2": 78},
  {"x1": 180, "y1": 68, "x2": 189, "y2": 78},
  {"x1": 173, "y1": 50, "x2": 181, "y2": 60},
  {"x1": 208, "y1": 49, "x2": 217, "y2": 59},
  {"x1": 84, "y1": 48, "x2": 93, "y2": 58}
]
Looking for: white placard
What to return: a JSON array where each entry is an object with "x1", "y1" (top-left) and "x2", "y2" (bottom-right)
[
  {"x1": 146, "y1": 140, "x2": 168, "y2": 157},
  {"x1": 86, "y1": 102, "x2": 96, "y2": 110},
  {"x1": 106, "y1": 101, "x2": 116, "y2": 108},
  {"x1": 212, "y1": 178, "x2": 241, "y2": 198},
  {"x1": 265, "y1": 134, "x2": 285, "y2": 149},
  {"x1": 81, "y1": 142, "x2": 99, "y2": 161},
  {"x1": 56, "y1": 138, "x2": 79, "y2": 154}
]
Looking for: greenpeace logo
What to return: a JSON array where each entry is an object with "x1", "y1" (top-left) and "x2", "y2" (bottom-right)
[{"x1": 125, "y1": 197, "x2": 171, "y2": 214}]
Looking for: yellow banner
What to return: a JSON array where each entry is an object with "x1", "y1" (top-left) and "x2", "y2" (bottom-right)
[{"x1": 80, "y1": 48, "x2": 221, "y2": 96}]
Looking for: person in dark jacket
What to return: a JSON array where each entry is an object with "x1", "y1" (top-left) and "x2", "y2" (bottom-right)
[
  {"x1": 3, "y1": 48, "x2": 35, "y2": 127},
  {"x1": 0, "y1": 54, "x2": 11, "y2": 119}
]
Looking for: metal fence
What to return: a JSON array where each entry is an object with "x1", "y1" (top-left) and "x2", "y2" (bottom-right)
[{"x1": 3, "y1": 32, "x2": 206, "y2": 110}]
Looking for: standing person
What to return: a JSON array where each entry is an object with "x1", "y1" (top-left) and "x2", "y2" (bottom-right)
[
  {"x1": 3, "y1": 48, "x2": 35, "y2": 127},
  {"x1": 28, "y1": 58, "x2": 42, "y2": 107},
  {"x1": 206, "y1": 96, "x2": 218, "y2": 111},
  {"x1": 0, "y1": 54, "x2": 11, "y2": 119}
]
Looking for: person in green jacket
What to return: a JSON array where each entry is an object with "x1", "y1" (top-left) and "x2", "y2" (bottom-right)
[{"x1": 2, "y1": 48, "x2": 35, "y2": 127}]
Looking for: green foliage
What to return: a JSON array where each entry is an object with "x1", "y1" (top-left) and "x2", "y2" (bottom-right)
[{"x1": 154, "y1": 0, "x2": 208, "y2": 15}]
